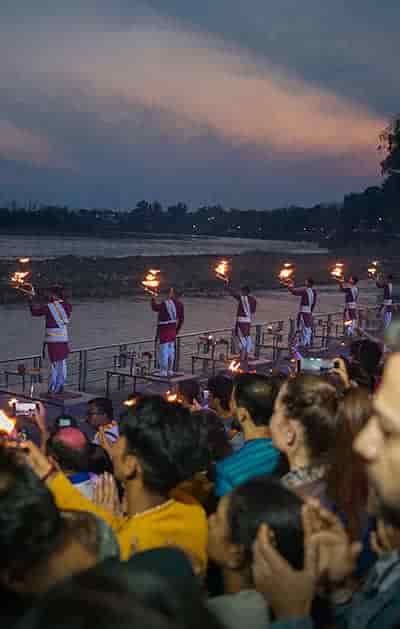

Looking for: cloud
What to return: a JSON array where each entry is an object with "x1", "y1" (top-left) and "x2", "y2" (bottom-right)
[
  {"x1": 0, "y1": 5, "x2": 388, "y2": 205},
  {"x1": 0, "y1": 120, "x2": 52, "y2": 166}
]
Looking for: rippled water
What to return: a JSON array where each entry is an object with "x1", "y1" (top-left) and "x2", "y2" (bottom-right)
[{"x1": 0, "y1": 234, "x2": 327, "y2": 259}]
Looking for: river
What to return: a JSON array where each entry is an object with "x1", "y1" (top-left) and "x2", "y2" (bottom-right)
[
  {"x1": 0, "y1": 287, "x2": 378, "y2": 360},
  {"x1": 0, "y1": 234, "x2": 327, "y2": 259}
]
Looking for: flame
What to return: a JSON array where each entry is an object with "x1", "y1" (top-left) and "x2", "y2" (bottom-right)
[
  {"x1": 331, "y1": 262, "x2": 344, "y2": 281},
  {"x1": 0, "y1": 411, "x2": 16, "y2": 435},
  {"x1": 344, "y1": 319, "x2": 353, "y2": 327},
  {"x1": 278, "y1": 262, "x2": 295, "y2": 284},
  {"x1": 228, "y1": 360, "x2": 242, "y2": 373},
  {"x1": 18, "y1": 257, "x2": 31, "y2": 264},
  {"x1": 166, "y1": 390, "x2": 181, "y2": 403},
  {"x1": 8, "y1": 398, "x2": 18, "y2": 407},
  {"x1": 123, "y1": 398, "x2": 137, "y2": 407},
  {"x1": 215, "y1": 259, "x2": 230, "y2": 281},
  {"x1": 368, "y1": 260, "x2": 380, "y2": 278},
  {"x1": 142, "y1": 269, "x2": 161, "y2": 296}
]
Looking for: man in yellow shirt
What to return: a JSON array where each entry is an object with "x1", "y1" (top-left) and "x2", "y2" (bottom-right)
[{"x1": 24, "y1": 396, "x2": 208, "y2": 571}]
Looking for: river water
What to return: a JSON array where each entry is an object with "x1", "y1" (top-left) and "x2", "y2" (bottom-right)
[
  {"x1": 0, "y1": 234, "x2": 327, "y2": 259},
  {"x1": 0, "y1": 287, "x2": 378, "y2": 360}
]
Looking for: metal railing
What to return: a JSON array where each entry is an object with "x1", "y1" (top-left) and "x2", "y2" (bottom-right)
[{"x1": 0, "y1": 305, "x2": 381, "y2": 394}]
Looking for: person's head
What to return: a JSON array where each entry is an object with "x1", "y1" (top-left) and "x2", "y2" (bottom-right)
[
  {"x1": 87, "y1": 444, "x2": 113, "y2": 475},
  {"x1": 349, "y1": 275, "x2": 359, "y2": 285},
  {"x1": 111, "y1": 396, "x2": 209, "y2": 495},
  {"x1": 25, "y1": 511, "x2": 119, "y2": 594},
  {"x1": 231, "y1": 373, "x2": 281, "y2": 436},
  {"x1": 87, "y1": 398, "x2": 114, "y2": 429},
  {"x1": 387, "y1": 274, "x2": 394, "y2": 282},
  {"x1": 48, "y1": 285, "x2": 64, "y2": 301},
  {"x1": 208, "y1": 477, "x2": 304, "y2": 586},
  {"x1": 0, "y1": 446, "x2": 63, "y2": 591},
  {"x1": 354, "y1": 353, "x2": 400, "y2": 527},
  {"x1": 19, "y1": 580, "x2": 177, "y2": 629},
  {"x1": 305, "y1": 278, "x2": 314, "y2": 288},
  {"x1": 21, "y1": 551, "x2": 221, "y2": 629},
  {"x1": 47, "y1": 428, "x2": 90, "y2": 475},
  {"x1": 207, "y1": 375, "x2": 234, "y2": 416},
  {"x1": 240, "y1": 286, "x2": 250, "y2": 296},
  {"x1": 168, "y1": 287, "x2": 182, "y2": 299},
  {"x1": 270, "y1": 374, "x2": 339, "y2": 469},
  {"x1": 326, "y1": 387, "x2": 372, "y2": 540},
  {"x1": 349, "y1": 339, "x2": 382, "y2": 391},
  {"x1": 191, "y1": 410, "x2": 232, "y2": 462},
  {"x1": 178, "y1": 380, "x2": 201, "y2": 408}
]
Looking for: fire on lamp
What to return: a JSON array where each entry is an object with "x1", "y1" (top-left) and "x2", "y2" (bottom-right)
[
  {"x1": 142, "y1": 269, "x2": 161, "y2": 296},
  {"x1": 228, "y1": 360, "x2": 242, "y2": 373},
  {"x1": 166, "y1": 391, "x2": 181, "y2": 403},
  {"x1": 278, "y1": 263, "x2": 295, "y2": 285},
  {"x1": 10, "y1": 258, "x2": 35, "y2": 296},
  {"x1": 0, "y1": 411, "x2": 16, "y2": 436},
  {"x1": 215, "y1": 259, "x2": 230, "y2": 282},
  {"x1": 368, "y1": 260, "x2": 380, "y2": 279},
  {"x1": 330, "y1": 262, "x2": 344, "y2": 281}
]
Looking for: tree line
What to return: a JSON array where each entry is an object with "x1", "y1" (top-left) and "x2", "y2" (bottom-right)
[{"x1": 1, "y1": 117, "x2": 399, "y2": 246}]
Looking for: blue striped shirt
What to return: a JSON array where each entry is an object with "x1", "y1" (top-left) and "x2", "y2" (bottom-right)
[{"x1": 215, "y1": 439, "x2": 280, "y2": 497}]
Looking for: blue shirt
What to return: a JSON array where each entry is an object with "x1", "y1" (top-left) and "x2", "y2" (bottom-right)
[{"x1": 215, "y1": 439, "x2": 280, "y2": 497}]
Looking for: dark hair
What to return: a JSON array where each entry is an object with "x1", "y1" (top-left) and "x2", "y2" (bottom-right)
[
  {"x1": 88, "y1": 398, "x2": 114, "y2": 421},
  {"x1": 326, "y1": 387, "x2": 371, "y2": 540},
  {"x1": 241, "y1": 286, "x2": 250, "y2": 295},
  {"x1": 62, "y1": 511, "x2": 119, "y2": 563},
  {"x1": 349, "y1": 339, "x2": 382, "y2": 391},
  {"x1": 121, "y1": 396, "x2": 209, "y2": 494},
  {"x1": 228, "y1": 477, "x2": 304, "y2": 570},
  {"x1": 207, "y1": 375, "x2": 233, "y2": 412},
  {"x1": 21, "y1": 555, "x2": 221, "y2": 629},
  {"x1": 47, "y1": 438, "x2": 90, "y2": 474},
  {"x1": 178, "y1": 380, "x2": 201, "y2": 406},
  {"x1": 191, "y1": 410, "x2": 232, "y2": 462},
  {"x1": 281, "y1": 374, "x2": 339, "y2": 463},
  {"x1": 307, "y1": 278, "x2": 314, "y2": 287},
  {"x1": 351, "y1": 276, "x2": 359, "y2": 284},
  {"x1": 234, "y1": 373, "x2": 281, "y2": 426},
  {"x1": 19, "y1": 581, "x2": 176, "y2": 629},
  {"x1": 87, "y1": 444, "x2": 113, "y2": 475},
  {"x1": 388, "y1": 274, "x2": 394, "y2": 281},
  {"x1": 0, "y1": 447, "x2": 63, "y2": 583}
]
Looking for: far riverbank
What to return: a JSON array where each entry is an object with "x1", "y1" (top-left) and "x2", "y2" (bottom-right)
[{"x1": 1, "y1": 251, "x2": 398, "y2": 304}]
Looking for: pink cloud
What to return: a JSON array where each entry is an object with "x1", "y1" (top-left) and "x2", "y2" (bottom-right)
[{"x1": 0, "y1": 120, "x2": 52, "y2": 166}]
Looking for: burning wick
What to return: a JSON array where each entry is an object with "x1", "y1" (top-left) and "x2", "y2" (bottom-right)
[
  {"x1": 331, "y1": 262, "x2": 344, "y2": 281},
  {"x1": 0, "y1": 411, "x2": 16, "y2": 435},
  {"x1": 278, "y1": 263, "x2": 295, "y2": 285},
  {"x1": 142, "y1": 269, "x2": 161, "y2": 296},
  {"x1": 215, "y1": 259, "x2": 230, "y2": 282}
]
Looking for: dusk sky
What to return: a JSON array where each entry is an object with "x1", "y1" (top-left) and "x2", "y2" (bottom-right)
[{"x1": 1, "y1": 1, "x2": 398, "y2": 209}]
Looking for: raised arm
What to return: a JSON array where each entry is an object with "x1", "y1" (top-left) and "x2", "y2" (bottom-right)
[
  {"x1": 151, "y1": 297, "x2": 162, "y2": 312},
  {"x1": 288, "y1": 286, "x2": 304, "y2": 297}
]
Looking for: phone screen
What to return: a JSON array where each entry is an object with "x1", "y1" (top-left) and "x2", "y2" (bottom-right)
[
  {"x1": 298, "y1": 357, "x2": 334, "y2": 373},
  {"x1": 15, "y1": 402, "x2": 36, "y2": 415}
]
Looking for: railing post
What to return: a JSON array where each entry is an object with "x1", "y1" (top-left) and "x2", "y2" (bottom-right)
[
  {"x1": 81, "y1": 350, "x2": 88, "y2": 392},
  {"x1": 254, "y1": 324, "x2": 262, "y2": 358},
  {"x1": 288, "y1": 318, "x2": 296, "y2": 347},
  {"x1": 175, "y1": 337, "x2": 181, "y2": 372}
]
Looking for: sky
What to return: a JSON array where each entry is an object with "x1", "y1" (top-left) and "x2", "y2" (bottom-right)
[{"x1": 0, "y1": 1, "x2": 398, "y2": 209}]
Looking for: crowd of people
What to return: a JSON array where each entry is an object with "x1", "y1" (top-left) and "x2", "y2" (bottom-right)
[{"x1": 3, "y1": 333, "x2": 400, "y2": 628}]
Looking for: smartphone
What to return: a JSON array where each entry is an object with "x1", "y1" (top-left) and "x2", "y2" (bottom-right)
[
  {"x1": 297, "y1": 357, "x2": 334, "y2": 373},
  {"x1": 15, "y1": 402, "x2": 36, "y2": 416}
]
